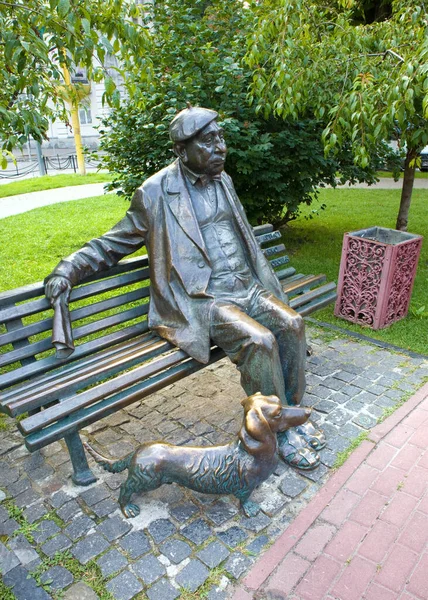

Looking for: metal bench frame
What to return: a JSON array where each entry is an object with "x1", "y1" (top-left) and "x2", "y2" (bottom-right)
[{"x1": 0, "y1": 225, "x2": 337, "y2": 485}]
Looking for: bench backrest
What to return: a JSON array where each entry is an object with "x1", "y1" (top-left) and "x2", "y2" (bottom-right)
[{"x1": 0, "y1": 225, "x2": 290, "y2": 391}]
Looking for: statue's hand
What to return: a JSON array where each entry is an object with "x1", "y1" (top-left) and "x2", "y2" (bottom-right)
[{"x1": 45, "y1": 276, "x2": 72, "y2": 306}]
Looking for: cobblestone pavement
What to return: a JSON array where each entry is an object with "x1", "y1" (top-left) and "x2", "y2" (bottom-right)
[{"x1": 0, "y1": 326, "x2": 427, "y2": 599}]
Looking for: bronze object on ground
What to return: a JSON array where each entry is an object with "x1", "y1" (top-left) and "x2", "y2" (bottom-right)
[{"x1": 85, "y1": 393, "x2": 311, "y2": 518}]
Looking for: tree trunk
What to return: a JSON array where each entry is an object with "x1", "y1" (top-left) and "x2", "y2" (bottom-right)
[{"x1": 395, "y1": 147, "x2": 417, "y2": 231}]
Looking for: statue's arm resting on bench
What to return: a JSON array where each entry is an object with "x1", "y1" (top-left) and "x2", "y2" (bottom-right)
[{"x1": 45, "y1": 187, "x2": 148, "y2": 305}]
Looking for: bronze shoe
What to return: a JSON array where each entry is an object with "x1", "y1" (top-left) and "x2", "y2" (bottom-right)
[
  {"x1": 277, "y1": 429, "x2": 320, "y2": 471},
  {"x1": 295, "y1": 421, "x2": 326, "y2": 451}
]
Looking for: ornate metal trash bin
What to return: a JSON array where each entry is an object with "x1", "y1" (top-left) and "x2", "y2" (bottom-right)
[{"x1": 335, "y1": 227, "x2": 423, "y2": 329}]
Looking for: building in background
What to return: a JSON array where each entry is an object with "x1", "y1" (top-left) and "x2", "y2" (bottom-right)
[{"x1": 43, "y1": 55, "x2": 125, "y2": 151}]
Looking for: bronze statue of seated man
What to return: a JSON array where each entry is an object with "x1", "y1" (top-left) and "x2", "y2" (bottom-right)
[{"x1": 45, "y1": 105, "x2": 325, "y2": 470}]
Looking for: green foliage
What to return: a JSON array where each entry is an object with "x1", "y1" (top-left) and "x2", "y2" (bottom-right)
[
  {"x1": 96, "y1": 0, "x2": 388, "y2": 226},
  {"x1": 0, "y1": 0, "x2": 152, "y2": 153},
  {"x1": 0, "y1": 580, "x2": 15, "y2": 600},
  {"x1": 247, "y1": 0, "x2": 428, "y2": 164}
]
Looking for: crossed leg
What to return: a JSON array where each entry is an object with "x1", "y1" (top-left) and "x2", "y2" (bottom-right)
[{"x1": 209, "y1": 290, "x2": 306, "y2": 405}]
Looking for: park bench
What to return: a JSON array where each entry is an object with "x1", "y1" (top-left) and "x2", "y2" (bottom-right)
[{"x1": 0, "y1": 225, "x2": 337, "y2": 486}]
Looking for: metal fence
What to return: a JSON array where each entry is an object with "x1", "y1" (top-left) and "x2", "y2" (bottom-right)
[{"x1": 0, "y1": 155, "x2": 102, "y2": 179}]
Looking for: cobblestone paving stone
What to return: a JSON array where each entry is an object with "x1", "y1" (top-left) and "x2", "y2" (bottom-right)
[{"x1": 0, "y1": 326, "x2": 426, "y2": 598}]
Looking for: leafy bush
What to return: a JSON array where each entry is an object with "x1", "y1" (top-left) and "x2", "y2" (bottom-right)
[{"x1": 96, "y1": 0, "x2": 398, "y2": 226}]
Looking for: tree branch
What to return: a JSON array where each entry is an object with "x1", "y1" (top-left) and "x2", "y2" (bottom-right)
[{"x1": 0, "y1": 1, "x2": 70, "y2": 32}]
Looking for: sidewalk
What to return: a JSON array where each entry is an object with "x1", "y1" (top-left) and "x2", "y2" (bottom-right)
[
  {"x1": 0, "y1": 183, "x2": 109, "y2": 219},
  {"x1": 233, "y1": 382, "x2": 428, "y2": 600},
  {"x1": 1, "y1": 176, "x2": 428, "y2": 220}
]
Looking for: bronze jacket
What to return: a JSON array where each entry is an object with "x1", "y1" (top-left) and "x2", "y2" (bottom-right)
[{"x1": 49, "y1": 159, "x2": 287, "y2": 364}]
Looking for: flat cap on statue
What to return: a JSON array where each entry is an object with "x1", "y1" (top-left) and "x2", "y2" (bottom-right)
[{"x1": 169, "y1": 105, "x2": 218, "y2": 142}]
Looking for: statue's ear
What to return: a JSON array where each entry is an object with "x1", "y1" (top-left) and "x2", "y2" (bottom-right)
[{"x1": 174, "y1": 142, "x2": 187, "y2": 161}]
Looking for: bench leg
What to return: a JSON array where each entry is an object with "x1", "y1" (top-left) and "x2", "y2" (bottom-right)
[{"x1": 64, "y1": 432, "x2": 97, "y2": 486}]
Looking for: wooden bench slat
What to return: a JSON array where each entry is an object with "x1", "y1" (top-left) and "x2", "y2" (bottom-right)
[
  {"x1": 270, "y1": 255, "x2": 290, "y2": 269},
  {"x1": 0, "y1": 303, "x2": 149, "y2": 368},
  {"x1": 0, "y1": 282, "x2": 45, "y2": 308},
  {"x1": 284, "y1": 274, "x2": 327, "y2": 297},
  {"x1": 276, "y1": 266, "x2": 297, "y2": 281},
  {"x1": 297, "y1": 290, "x2": 337, "y2": 317},
  {"x1": 24, "y1": 347, "x2": 226, "y2": 451},
  {"x1": 253, "y1": 224, "x2": 274, "y2": 235},
  {"x1": 4, "y1": 334, "x2": 160, "y2": 416},
  {"x1": 0, "y1": 286, "x2": 150, "y2": 348},
  {"x1": 19, "y1": 340, "x2": 180, "y2": 434},
  {"x1": 289, "y1": 282, "x2": 337, "y2": 310},
  {"x1": 262, "y1": 244, "x2": 285, "y2": 257},
  {"x1": 256, "y1": 230, "x2": 281, "y2": 245},
  {"x1": 0, "y1": 267, "x2": 150, "y2": 323},
  {"x1": 0, "y1": 321, "x2": 148, "y2": 389},
  {"x1": 2, "y1": 333, "x2": 152, "y2": 408},
  {"x1": 76, "y1": 255, "x2": 149, "y2": 284}
]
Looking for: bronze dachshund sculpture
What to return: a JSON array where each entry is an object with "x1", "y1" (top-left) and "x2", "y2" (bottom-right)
[{"x1": 84, "y1": 393, "x2": 311, "y2": 518}]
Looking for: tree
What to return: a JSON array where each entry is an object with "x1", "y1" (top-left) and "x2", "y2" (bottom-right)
[
  {"x1": 246, "y1": 0, "x2": 428, "y2": 230},
  {"x1": 0, "y1": 0, "x2": 152, "y2": 167},
  {"x1": 97, "y1": 0, "x2": 392, "y2": 227}
]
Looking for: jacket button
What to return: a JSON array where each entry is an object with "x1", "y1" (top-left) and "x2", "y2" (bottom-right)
[{"x1": 198, "y1": 261, "x2": 205, "y2": 268}]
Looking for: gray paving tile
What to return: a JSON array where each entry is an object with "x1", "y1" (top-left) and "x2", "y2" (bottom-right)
[
  {"x1": 132, "y1": 553, "x2": 166, "y2": 585},
  {"x1": 160, "y1": 538, "x2": 192, "y2": 564},
  {"x1": 72, "y1": 533, "x2": 110, "y2": 564},
  {"x1": 106, "y1": 569, "x2": 143, "y2": 600},
  {"x1": 40, "y1": 565, "x2": 74, "y2": 590},
  {"x1": 181, "y1": 518, "x2": 213, "y2": 545},
  {"x1": 119, "y1": 530, "x2": 151, "y2": 559},
  {"x1": 175, "y1": 558, "x2": 210, "y2": 592},
  {"x1": 224, "y1": 552, "x2": 252, "y2": 579},
  {"x1": 97, "y1": 548, "x2": 128, "y2": 578},
  {"x1": 96, "y1": 515, "x2": 131, "y2": 542},
  {"x1": 197, "y1": 540, "x2": 230, "y2": 568},
  {"x1": 146, "y1": 578, "x2": 180, "y2": 600}
]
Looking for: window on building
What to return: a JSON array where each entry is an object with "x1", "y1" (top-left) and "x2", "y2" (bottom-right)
[{"x1": 79, "y1": 108, "x2": 92, "y2": 125}]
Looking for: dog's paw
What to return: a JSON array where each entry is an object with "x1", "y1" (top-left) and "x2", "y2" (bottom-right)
[
  {"x1": 121, "y1": 503, "x2": 140, "y2": 518},
  {"x1": 241, "y1": 500, "x2": 260, "y2": 517}
]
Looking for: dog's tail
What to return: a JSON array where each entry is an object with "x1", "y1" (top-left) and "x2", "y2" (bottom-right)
[{"x1": 84, "y1": 442, "x2": 132, "y2": 473}]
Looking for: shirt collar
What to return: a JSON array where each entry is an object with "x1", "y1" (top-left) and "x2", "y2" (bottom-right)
[{"x1": 180, "y1": 161, "x2": 222, "y2": 186}]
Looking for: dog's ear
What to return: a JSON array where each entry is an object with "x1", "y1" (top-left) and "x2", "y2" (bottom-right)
[
  {"x1": 239, "y1": 397, "x2": 277, "y2": 456},
  {"x1": 241, "y1": 392, "x2": 262, "y2": 409}
]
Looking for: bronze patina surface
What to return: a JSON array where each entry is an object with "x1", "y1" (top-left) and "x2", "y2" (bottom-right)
[
  {"x1": 45, "y1": 105, "x2": 325, "y2": 469},
  {"x1": 85, "y1": 393, "x2": 311, "y2": 518}
]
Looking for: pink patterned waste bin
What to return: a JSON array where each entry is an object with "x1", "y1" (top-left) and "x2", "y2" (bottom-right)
[{"x1": 335, "y1": 227, "x2": 423, "y2": 329}]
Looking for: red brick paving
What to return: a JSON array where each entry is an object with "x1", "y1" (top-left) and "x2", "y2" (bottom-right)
[{"x1": 232, "y1": 382, "x2": 428, "y2": 599}]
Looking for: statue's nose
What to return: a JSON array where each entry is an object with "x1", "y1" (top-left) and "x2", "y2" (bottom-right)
[{"x1": 216, "y1": 141, "x2": 227, "y2": 154}]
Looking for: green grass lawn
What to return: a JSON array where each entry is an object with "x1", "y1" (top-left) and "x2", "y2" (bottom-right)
[
  {"x1": 0, "y1": 172, "x2": 112, "y2": 198},
  {"x1": 377, "y1": 170, "x2": 428, "y2": 179},
  {"x1": 284, "y1": 188, "x2": 427, "y2": 355},
  {"x1": 0, "y1": 188, "x2": 426, "y2": 354}
]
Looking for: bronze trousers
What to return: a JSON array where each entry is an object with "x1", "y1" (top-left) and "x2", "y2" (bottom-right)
[{"x1": 209, "y1": 285, "x2": 306, "y2": 406}]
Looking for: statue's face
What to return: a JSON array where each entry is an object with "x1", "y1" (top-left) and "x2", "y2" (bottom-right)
[{"x1": 181, "y1": 121, "x2": 227, "y2": 176}]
